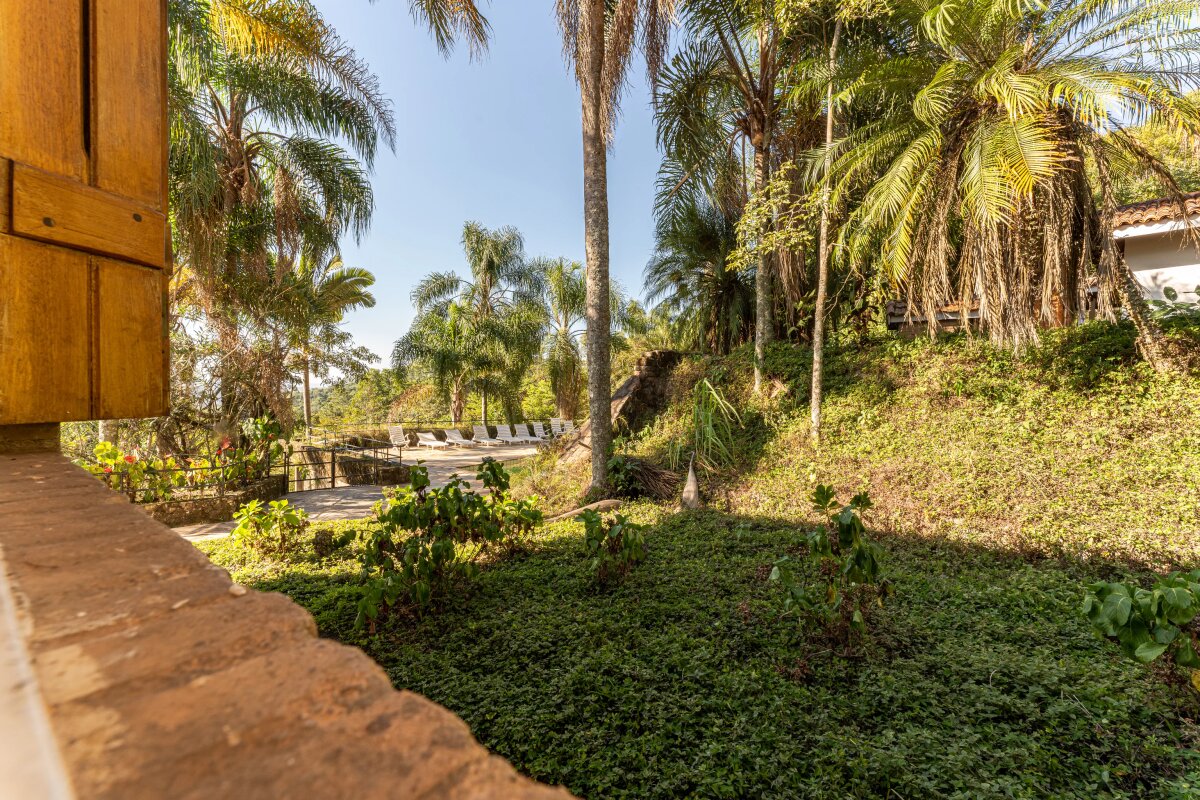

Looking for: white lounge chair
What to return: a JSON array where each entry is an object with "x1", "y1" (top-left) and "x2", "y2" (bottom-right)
[
  {"x1": 550, "y1": 418, "x2": 564, "y2": 437},
  {"x1": 514, "y1": 423, "x2": 543, "y2": 443},
  {"x1": 563, "y1": 420, "x2": 576, "y2": 435},
  {"x1": 387, "y1": 425, "x2": 408, "y2": 453},
  {"x1": 444, "y1": 429, "x2": 480, "y2": 447},
  {"x1": 493, "y1": 424, "x2": 524, "y2": 444},
  {"x1": 531, "y1": 422, "x2": 551, "y2": 441},
  {"x1": 472, "y1": 424, "x2": 504, "y2": 446},
  {"x1": 415, "y1": 431, "x2": 450, "y2": 449}
]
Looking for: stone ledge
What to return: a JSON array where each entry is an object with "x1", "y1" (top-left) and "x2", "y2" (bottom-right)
[{"x1": 0, "y1": 452, "x2": 573, "y2": 799}]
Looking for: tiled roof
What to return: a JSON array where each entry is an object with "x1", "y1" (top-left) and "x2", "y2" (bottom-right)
[{"x1": 1113, "y1": 192, "x2": 1200, "y2": 227}]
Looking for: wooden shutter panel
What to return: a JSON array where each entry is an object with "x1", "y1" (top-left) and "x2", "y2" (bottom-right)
[{"x1": 0, "y1": 0, "x2": 169, "y2": 424}]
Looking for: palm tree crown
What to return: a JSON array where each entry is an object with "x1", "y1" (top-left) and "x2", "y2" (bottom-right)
[{"x1": 830, "y1": 0, "x2": 1200, "y2": 358}]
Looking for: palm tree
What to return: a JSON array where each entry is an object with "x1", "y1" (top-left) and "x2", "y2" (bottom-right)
[
  {"x1": 645, "y1": 196, "x2": 753, "y2": 355},
  {"x1": 829, "y1": 0, "x2": 1200, "y2": 370},
  {"x1": 169, "y1": 0, "x2": 394, "y2": 422},
  {"x1": 655, "y1": 0, "x2": 817, "y2": 393},
  {"x1": 392, "y1": 302, "x2": 482, "y2": 424},
  {"x1": 537, "y1": 258, "x2": 588, "y2": 419},
  {"x1": 284, "y1": 250, "x2": 378, "y2": 434},
  {"x1": 411, "y1": 222, "x2": 547, "y2": 422},
  {"x1": 557, "y1": 0, "x2": 675, "y2": 493},
  {"x1": 402, "y1": 0, "x2": 491, "y2": 57}
]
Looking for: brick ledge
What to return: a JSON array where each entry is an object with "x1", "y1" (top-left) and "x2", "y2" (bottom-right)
[{"x1": 0, "y1": 452, "x2": 573, "y2": 799}]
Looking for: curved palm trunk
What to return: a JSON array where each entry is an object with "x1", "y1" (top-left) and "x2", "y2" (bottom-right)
[
  {"x1": 752, "y1": 145, "x2": 772, "y2": 394},
  {"x1": 810, "y1": 20, "x2": 841, "y2": 444},
  {"x1": 1117, "y1": 260, "x2": 1180, "y2": 372},
  {"x1": 580, "y1": 0, "x2": 612, "y2": 494}
]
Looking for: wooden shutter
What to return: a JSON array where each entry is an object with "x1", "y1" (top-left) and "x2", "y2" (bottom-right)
[{"x1": 0, "y1": 0, "x2": 169, "y2": 424}]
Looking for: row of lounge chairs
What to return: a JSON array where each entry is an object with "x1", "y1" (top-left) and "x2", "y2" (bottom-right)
[{"x1": 388, "y1": 419, "x2": 577, "y2": 451}]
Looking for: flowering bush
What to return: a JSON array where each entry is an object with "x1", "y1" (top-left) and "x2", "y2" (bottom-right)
[{"x1": 80, "y1": 441, "x2": 185, "y2": 502}]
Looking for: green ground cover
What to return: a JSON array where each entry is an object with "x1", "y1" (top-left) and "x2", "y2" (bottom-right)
[{"x1": 200, "y1": 323, "x2": 1200, "y2": 799}]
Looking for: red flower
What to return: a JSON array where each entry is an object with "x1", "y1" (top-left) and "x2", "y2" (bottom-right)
[
  {"x1": 124, "y1": 455, "x2": 136, "y2": 464},
  {"x1": 103, "y1": 466, "x2": 113, "y2": 474}
]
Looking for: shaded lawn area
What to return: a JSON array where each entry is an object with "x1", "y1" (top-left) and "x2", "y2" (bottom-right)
[{"x1": 200, "y1": 505, "x2": 1200, "y2": 800}]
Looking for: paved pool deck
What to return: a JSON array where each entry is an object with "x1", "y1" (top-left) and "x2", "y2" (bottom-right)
[{"x1": 174, "y1": 443, "x2": 540, "y2": 541}]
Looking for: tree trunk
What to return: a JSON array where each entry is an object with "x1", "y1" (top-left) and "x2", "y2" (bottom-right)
[
  {"x1": 302, "y1": 354, "x2": 312, "y2": 437},
  {"x1": 451, "y1": 380, "x2": 465, "y2": 425},
  {"x1": 481, "y1": 389, "x2": 488, "y2": 426},
  {"x1": 98, "y1": 419, "x2": 118, "y2": 446},
  {"x1": 580, "y1": 0, "x2": 612, "y2": 494},
  {"x1": 810, "y1": 19, "x2": 842, "y2": 444},
  {"x1": 1117, "y1": 259, "x2": 1183, "y2": 373},
  {"x1": 752, "y1": 144, "x2": 772, "y2": 394}
]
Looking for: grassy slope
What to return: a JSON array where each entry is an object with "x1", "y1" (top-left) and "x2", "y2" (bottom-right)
[{"x1": 201, "y1": 322, "x2": 1200, "y2": 799}]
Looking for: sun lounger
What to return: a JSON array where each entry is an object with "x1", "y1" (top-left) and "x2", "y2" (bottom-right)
[
  {"x1": 472, "y1": 424, "x2": 504, "y2": 446},
  {"x1": 444, "y1": 428, "x2": 480, "y2": 447},
  {"x1": 415, "y1": 431, "x2": 450, "y2": 449},
  {"x1": 493, "y1": 424, "x2": 524, "y2": 444},
  {"x1": 550, "y1": 418, "x2": 564, "y2": 437},
  {"x1": 514, "y1": 423, "x2": 543, "y2": 443},
  {"x1": 531, "y1": 422, "x2": 551, "y2": 441}
]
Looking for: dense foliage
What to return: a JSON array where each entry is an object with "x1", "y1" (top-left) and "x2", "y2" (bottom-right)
[
  {"x1": 1084, "y1": 571, "x2": 1200, "y2": 681},
  {"x1": 355, "y1": 460, "x2": 542, "y2": 628},
  {"x1": 770, "y1": 485, "x2": 891, "y2": 643},
  {"x1": 201, "y1": 330, "x2": 1200, "y2": 798}
]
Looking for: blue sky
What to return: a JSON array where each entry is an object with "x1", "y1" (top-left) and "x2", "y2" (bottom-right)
[{"x1": 312, "y1": 1, "x2": 663, "y2": 366}]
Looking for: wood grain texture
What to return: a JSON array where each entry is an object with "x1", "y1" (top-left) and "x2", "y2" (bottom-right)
[
  {"x1": 96, "y1": 258, "x2": 166, "y2": 418},
  {"x1": 93, "y1": 0, "x2": 166, "y2": 209},
  {"x1": 0, "y1": 235, "x2": 91, "y2": 423},
  {"x1": 12, "y1": 163, "x2": 167, "y2": 268},
  {"x1": 0, "y1": 0, "x2": 85, "y2": 180},
  {"x1": 0, "y1": 158, "x2": 11, "y2": 233}
]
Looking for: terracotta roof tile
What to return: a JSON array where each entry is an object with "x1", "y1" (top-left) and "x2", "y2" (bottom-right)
[{"x1": 1112, "y1": 192, "x2": 1200, "y2": 227}]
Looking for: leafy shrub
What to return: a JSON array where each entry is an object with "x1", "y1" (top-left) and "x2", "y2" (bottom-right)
[
  {"x1": 1083, "y1": 570, "x2": 1200, "y2": 687},
  {"x1": 232, "y1": 499, "x2": 309, "y2": 553},
  {"x1": 356, "y1": 459, "x2": 541, "y2": 630},
  {"x1": 80, "y1": 441, "x2": 185, "y2": 502},
  {"x1": 770, "y1": 486, "x2": 891, "y2": 642},
  {"x1": 580, "y1": 510, "x2": 647, "y2": 585}
]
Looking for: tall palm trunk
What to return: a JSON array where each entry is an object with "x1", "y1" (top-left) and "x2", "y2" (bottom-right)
[
  {"x1": 752, "y1": 144, "x2": 772, "y2": 394},
  {"x1": 481, "y1": 389, "x2": 488, "y2": 426},
  {"x1": 579, "y1": 0, "x2": 612, "y2": 494},
  {"x1": 810, "y1": 19, "x2": 841, "y2": 444}
]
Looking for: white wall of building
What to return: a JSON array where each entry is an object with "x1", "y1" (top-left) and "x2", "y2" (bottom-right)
[{"x1": 1119, "y1": 227, "x2": 1200, "y2": 301}]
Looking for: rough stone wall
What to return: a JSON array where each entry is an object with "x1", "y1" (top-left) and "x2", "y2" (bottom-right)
[
  {"x1": 0, "y1": 452, "x2": 574, "y2": 799},
  {"x1": 139, "y1": 474, "x2": 287, "y2": 527},
  {"x1": 560, "y1": 350, "x2": 685, "y2": 465}
]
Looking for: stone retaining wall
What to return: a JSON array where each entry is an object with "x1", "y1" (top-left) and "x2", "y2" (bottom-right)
[
  {"x1": 139, "y1": 474, "x2": 287, "y2": 528},
  {"x1": 561, "y1": 350, "x2": 686, "y2": 464}
]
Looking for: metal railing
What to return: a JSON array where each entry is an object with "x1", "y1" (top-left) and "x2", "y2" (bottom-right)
[
  {"x1": 84, "y1": 452, "x2": 281, "y2": 504},
  {"x1": 283, "y1": 429, "x2": 402, "y2": 492}
]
